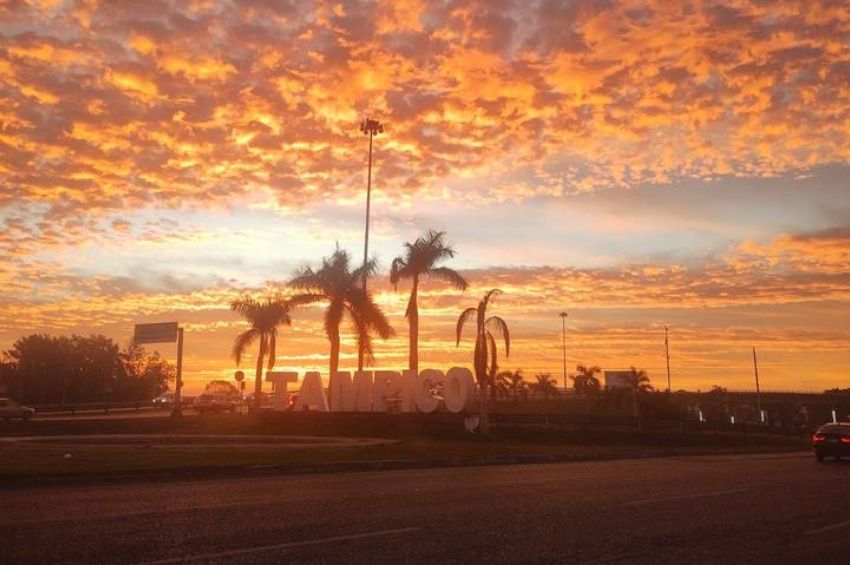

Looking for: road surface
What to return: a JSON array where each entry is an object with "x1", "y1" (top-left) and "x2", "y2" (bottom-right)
[{"x1": 1, "y1": 452, "x2": 848, "y2": 563}]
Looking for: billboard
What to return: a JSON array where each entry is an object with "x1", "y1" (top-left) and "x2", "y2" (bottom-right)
[
  {"x1": 134, "y1": 322, "x2": 178, "y2": 344},
  {"x1": 604, "y1": 370, "x2": 633, "y2": 390}
]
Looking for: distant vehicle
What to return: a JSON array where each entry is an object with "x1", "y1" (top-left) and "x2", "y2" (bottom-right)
[
  {"x1": 812, "y1": 423, "x2": 850, "y2": 461},
  {"x1": 244, "y1": 391, "x2": 272, "y2": 406},
  {"x1": 0, "y1": 398, "x2": 36, "y2": 421},
  {"x1": 152, "y1": 392, "x2": 176, "y2": 408},
  {"x1": 194, "y1": 393, "x2": 237, "y2": 415}
]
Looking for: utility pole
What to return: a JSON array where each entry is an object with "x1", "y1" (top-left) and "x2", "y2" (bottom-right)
[
  {"x1": 358, "y1": 118, "x2": 383, "y2": 371},
  {"x1": 559, "y1": 312, "x2": 568, "y2": 391},
  {"x1": 665, "y1": 325, "x2": 671, "y2": 393},
  {"x1": 752, "y1": 346, "x2": 762, "y2": 423}
]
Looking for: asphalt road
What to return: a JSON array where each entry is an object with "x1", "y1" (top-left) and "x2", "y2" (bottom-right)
[{"x1": 1, "y1": 452, "x2": 848, "y2": 564}]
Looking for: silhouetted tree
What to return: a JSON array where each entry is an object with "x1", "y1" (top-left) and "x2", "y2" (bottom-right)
[
  {"x1": 390, "y1": 230, "x2": 468, "y2": 373},
  {"x1": 231, "y1": 296, "x2": 292, "y2": 401},
  {"x1": 531, "y1": 372, "x2": 559, "y2": 400},
  {"x1": 119, "y1": 342, "x2": 174, "y2": 401},
  {"x1": 626, "y1": 366, "x2": 653, "y2": 393},
  {"x1": 626, "y1": 366, "x2": 653, "y2": 417},
  {"x1": 497, "y1": 369, "x2": 528, "y2": 402},
  {"x1": 289, "y1": 248, "x2": 394, "y2": 399},
  {"x1": 571, "y1": 364, "x2": 602, "y2": 397},
  {"x1": 456, "y1": 289, "x2": 510, "y2": 433},
  {"x1": 1, "y1": 334, "x2": 171, "y2": 403},
  {"x1": 204, "y1": 380, "x2": 239, "y2": 396}
]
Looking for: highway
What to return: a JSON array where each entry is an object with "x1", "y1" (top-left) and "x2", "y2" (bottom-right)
[{"x1": 1, "y1": 452, "x2": 848, "y2": 563}]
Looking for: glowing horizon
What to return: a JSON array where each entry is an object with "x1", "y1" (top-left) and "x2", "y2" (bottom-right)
[{"x1": 1, "y1": 1, "x2": 849, "y2": 394}]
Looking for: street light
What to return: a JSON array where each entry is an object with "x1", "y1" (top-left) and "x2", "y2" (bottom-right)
[
  {"x1": 559, "y1": 312, "x2": 568, "y2": 391},
  {"x1": 358, "y1": 118, "x2": 383, "y2": 370}
]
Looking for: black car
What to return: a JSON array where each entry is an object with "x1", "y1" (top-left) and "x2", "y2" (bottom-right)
[{"x1": 812, "y1": 422, "x2": 850, "y2": 461}]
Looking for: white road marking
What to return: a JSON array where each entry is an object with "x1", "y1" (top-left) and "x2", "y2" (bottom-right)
[
  {"x1": 805, "y1": 520, "x2": 850, "y2": 535},
  {"x1": 136, "y1": 527, "x2": 421, "y2": 564},
  {"x1": 625, "y1": 488, "x2": 749, "y2": 506}
]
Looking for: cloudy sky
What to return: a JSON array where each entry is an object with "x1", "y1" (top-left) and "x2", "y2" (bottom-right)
[{"x1": 1, "y1": 0, "x2": 849, "y2": 393}]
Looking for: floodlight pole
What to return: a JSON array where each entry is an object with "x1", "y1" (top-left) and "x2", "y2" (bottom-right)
[
  {"x1": 358, "y1": 118, "x2": 383, "y2": 371},
  {"x1": 665, "y1": 325, "x2": 671, "y2": 393},
  {"x1": 752, "y1": 346, "x2": 761, "y2": 422},
  {"x1": 559, "y1": 312, "x2": 568, "y2": 391}
]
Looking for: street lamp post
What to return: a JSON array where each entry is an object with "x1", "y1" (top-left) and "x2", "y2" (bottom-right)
[
  {"x1": 665, "y1": 325, "x2": 671, "y2": 393},
  {"x1": 358, "y1": 118, "x2": 383, "y2": 371},
  {"x1": 559, "y1": 312, "x2": 568, "y2": 391}
]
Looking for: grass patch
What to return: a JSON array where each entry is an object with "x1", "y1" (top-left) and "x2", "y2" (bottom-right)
[{"x1": 0, "y1": 431, "x2": 807, "y2": 481}]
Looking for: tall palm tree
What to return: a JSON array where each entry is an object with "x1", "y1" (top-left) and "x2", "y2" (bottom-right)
[
  {"x1": 390, "y1": 230, "x2": 468, "y2": 373},
  {"x1": 572, "y1": 364, "x2": 602, "y2": 397},
  {"x1": 231, "y1": 296, "x2": 292, "y2": 403},
  {"x1": 288, "y1": 248, "x2": 394, "y2": 392},
  {"x1": 531, "y1": 372, "x2": 559, "y2": 400},
  {"x1": 456, "y1": 289, "x2": 509, "y2": 433}
]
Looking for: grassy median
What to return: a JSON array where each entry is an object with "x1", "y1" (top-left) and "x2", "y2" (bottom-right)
[{"x1": 0, "y1": 414, "x2": 809, "y2": 482}]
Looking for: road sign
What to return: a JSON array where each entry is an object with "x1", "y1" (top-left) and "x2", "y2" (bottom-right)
[
  {"x1": 134, "y1": 322, "x2": 178, "y2": 344},
  {"x1": 235, "y1": 370, "x2": 245, "y2": 382},
  {"x1": 133, "y1": 322, "x2": 184, "y2": 417}
]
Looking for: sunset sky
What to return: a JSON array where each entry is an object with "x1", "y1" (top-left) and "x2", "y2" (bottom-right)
[{"x1": 1, "y1": 0, "x2": 849, "y2": 394}]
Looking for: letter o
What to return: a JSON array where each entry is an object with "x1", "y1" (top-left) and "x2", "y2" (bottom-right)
[
  {"x1": 415, "y1": 369, "x2": 442, "y2": 413},
  {"x1": 444, "y1": 367, "x2": 474, "y2": 413}
]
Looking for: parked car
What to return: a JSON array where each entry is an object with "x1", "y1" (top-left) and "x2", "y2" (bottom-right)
[
  {"x1": 244, "y1": 391, "x2": 272, "y2": 408},
  {"x1": 152, "y1": 392, "x2": 176, "y2": 408},
  {"x1": 812, "y1": 422, "x2": 850, "y2": 461},
  {"x1": 0, "y1": 398, "x2": 36, "y2": 421},
  {"x1": 194, "y1": 393, "x2": 237, "y2": 415}
]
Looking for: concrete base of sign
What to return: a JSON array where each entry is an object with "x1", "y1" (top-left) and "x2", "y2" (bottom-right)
[{"x1": 256, "y1": 410, "x2": 467, "y2": 436}]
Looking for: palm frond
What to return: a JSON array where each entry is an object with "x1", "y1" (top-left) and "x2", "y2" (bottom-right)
[
  {"x1": 485, "y1": 315, "x2": 510, "y2": 358},
  {"x1": 232, "y1": 328, "x2": 258, "y2": 365},
  {"x1": 230, "y1": 296, "x2": 259, "y2": 319},
  {"x1": 427, "y1": 266, "x2": 469, "y2": 290},
  {"x1": 485, "y1": 329, "x2": 497, "y2": 376},
  {"x1": 456, "y1": 307, "x2": 478, "y2": 346},
  {"x1": 348, "y1": 307, "x2": 376, "y2": 366},
  {"x1": 288, "y1": 267, "x2": 326, "y2": 291},
  {"x1": 351, "y1": 255, "x2": 379, "y2": 282},
  {"x1": 289, "y1": 293, "x2": 328, "y2": 307},
  {"x1": 482, "y1": 288, "x2": 502, "y2": 309},
  {"x1": 267, "y1": 330, "x2": 276, "y2": 371},
  {"x1": 389, "y1": 257, "x2": 408, "y2": 288},
  {"x1": 352, "y1": 290, "x2": 394, "y2": 339}
]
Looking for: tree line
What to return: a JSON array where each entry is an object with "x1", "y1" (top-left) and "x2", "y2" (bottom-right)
[{"x1": 0, "y1": 334, "x2": 173, "y2": 404}]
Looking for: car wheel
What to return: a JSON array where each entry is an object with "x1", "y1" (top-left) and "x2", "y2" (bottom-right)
[
  {"x1": 22, "y1": 412, "x2": 31, "y2": 422},
  {"x1": 816, "y1": 451, "x2": 825, "y2": 462}
]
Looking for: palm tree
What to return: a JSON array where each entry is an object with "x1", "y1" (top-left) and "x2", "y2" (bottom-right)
[
  {"x1": 627, "y1": 366, "x2": 653, "y2": 393},
  {"x1": 288, "y1": 248, "x2": 394, "y2": 395},
  {"x1": 571, "y1": 364, "x2": 602, "y2": 397},
  {"x1": 390, "y1": 230, "x2": 468, "y2": 373},
  {"x1": 497, "y1": 369, "x2": 528, "y2": 403},
  {"x1": 626, "y1": 366, "x2": 652, "y2": 417},
  {"x1": 231, "y1": 296, "x2": 292, "y2": 404},
  {"x1": 456, "y1": 289, "x2": 509, "y2": 433},
  {"x1": 531, "y1": 372, "x2": 559, "y2": 400}
]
